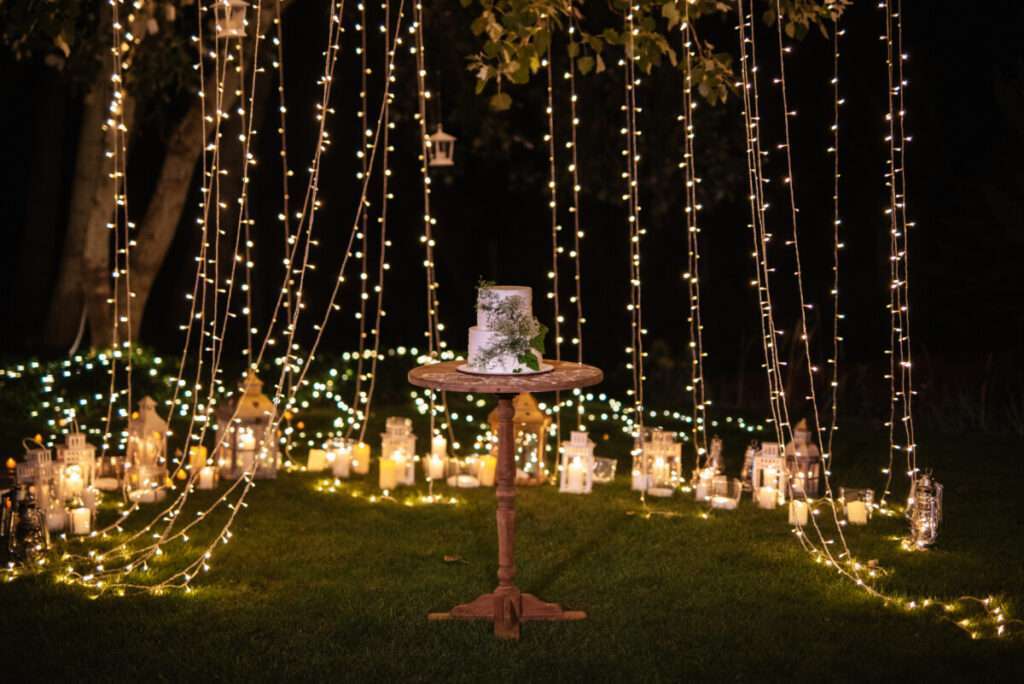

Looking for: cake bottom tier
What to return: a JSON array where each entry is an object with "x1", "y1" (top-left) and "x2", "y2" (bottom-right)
[{"x1": 466, "y1": 326, "x2": 542, "y2": 374}]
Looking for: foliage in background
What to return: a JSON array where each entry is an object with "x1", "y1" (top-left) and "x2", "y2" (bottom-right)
[{"x1": 462, "y1": 0, "x2": 849, "y2": 109}]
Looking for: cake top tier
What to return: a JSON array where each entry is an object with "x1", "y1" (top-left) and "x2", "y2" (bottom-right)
[{"x1": 476, "y1": 285, "x2": 532, "y2": 330}]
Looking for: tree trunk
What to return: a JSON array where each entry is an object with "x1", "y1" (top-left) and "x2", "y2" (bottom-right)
[{"x1": 44, "y1": 72, "x2": 106, "y2": 349}]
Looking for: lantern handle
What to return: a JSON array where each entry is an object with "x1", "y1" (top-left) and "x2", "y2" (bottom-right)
[{"x1": 22, "y1": 437, "x2": 45, "y2": 452}]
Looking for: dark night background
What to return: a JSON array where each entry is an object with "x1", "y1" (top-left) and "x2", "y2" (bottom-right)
[{"x1": 1, "y1": 1, "x2": 1021, "y2": 429}]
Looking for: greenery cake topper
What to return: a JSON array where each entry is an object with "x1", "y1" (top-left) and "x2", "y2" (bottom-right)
[{"x1": 475, "y1": 278, "x2": 547, "y2": 372}]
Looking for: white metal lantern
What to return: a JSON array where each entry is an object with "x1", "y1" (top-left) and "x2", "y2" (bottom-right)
[
  {"x1": 127, "y1": 396, "x2": 169, "y2": 496},
  {"x1": 215, "y1": 371, "x2": 280, "y2": 480},
  {"x1": 215, "y1": 0, "x2": 248, "y2": 39},
  {"x1": 559, "y1": 431, "x2": 595, "y2": 494},
  {"x1": 327, "y1": 437, "x2": 355, "y2": 479},
  {"x1": 710, "y1": 477, "x2": 743, "y2": 510},
  {"x1": 753, "y1": 444, "x2": 786, "y2": 509},
  {"x1": 785, "y1": 419, "x2": 822, "y2": 497},
  {"x1": 57, "y1": 432, "x2": 96, "y2": 491},
  {"x1": 381, "y1": 416, "x2": 416, "y2": 461},
  {"x1": 427, "y1": 125, "x2": 456, "y2": 167},
  {"x1": 631, "y1": 428, "x2": 682, "y2": 496}
]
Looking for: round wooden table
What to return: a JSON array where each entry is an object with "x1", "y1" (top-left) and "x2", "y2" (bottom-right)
[{"x1": 409, "y1": 359, "x2": 603, "y2": 640}]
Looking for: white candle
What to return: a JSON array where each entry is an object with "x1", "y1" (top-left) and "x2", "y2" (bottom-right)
[
  {"x1": 307, "y1": 448, "x2": 327, "y2": 472},
  {"x1": 788, "y1": 499, "x2": 809, "y2": 525},
  {"x1": 198, "y1": 466, "x2": 216, "y2": 490},
  {"x1": 427, "y1": 455, "x2": 446, "y2": 481},
  {"x1": 478, "y1": 456, "x2": 497, "y2": 487},
  {"x1": 757, "y1": 486, "x2": 778, "y2": 510},
  {"x1": 446, "y1": 474, "x2": 480, "y2": 488},
  {"x1": 64, "y1": 468, "x2": 84, "y2": 497},
  {"x1": 94, "y1": 477, "x2": 120, "y2": 492},
  {"x1": 567, "y1": 458, "x2": 585, "y2": 493},
  {"x1": 70, "y1": 507, "x2": 91, "y2": 535},
  {"x1": 847, "y1": 500, "x2": 869, "y2": 525},
  {"x1": 352, "y1": 442, "x2": 371, "y2": 475},
  {"x1": 46, "y1": 507, "x2": 67, "y2": 532},
  {"x1": 431, "y1": 435, "x2": 447, "y2": 459},
  {"x1": 379, "y1": 458, "x2": 399, "y2": 490},
  {"x1": 651, "y1": 457, "x2": 670, "y2": 486},
  {"x1": 631, "y1": 469, "x2": 648, "y2": 492},
  {"x1": 711, "y1": 495, "x2": 737, "y2": 511},
  {"x1": 332, "y1": 447, "x2": 352, "y2": 478}
]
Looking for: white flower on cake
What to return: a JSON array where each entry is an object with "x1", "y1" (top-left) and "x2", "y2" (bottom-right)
[{"x1": 466, "y1": 281, "x2": 548, "y2": 374}]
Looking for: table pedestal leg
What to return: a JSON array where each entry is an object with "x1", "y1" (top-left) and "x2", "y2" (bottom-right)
[{"x1": 428, "y1": 394, "x2": 586, "y2": 639}]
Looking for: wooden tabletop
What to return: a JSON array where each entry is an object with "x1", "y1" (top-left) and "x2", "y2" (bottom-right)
[{"x1": 408, "y1": 360, "x2": 603, "y2": 395}]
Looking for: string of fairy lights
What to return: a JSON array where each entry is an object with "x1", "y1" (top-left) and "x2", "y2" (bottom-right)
[
  {"x1": 564, "y1": 15, "x2": 587, "y2": 429},
  {"x1": 679, "y1": 0, "x2": 709, "y2": 474},
  {"x1": 543, "y1": 33, "x2": 564, "y2": 459}
]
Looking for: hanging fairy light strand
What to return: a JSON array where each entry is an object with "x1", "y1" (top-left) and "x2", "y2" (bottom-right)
[
  {"x1": 679, "y1": 0, "x2": 709, "y2": 472},
  {"x1": 825, "y1": 11, "x2": 844, "y2": 474},
  {"x1": 543, "y1": 33, "x2": 564, "y2": 460},
  {"x1": 564, "y1": 15, "x2": 586, "y2": 428}
]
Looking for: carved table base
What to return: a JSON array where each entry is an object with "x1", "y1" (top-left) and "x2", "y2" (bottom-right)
[{"x1": 428, "y1": 588, "x2": 586, "y2": 640}]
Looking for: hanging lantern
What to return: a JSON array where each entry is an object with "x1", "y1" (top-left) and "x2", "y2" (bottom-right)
[
  {"x1": 559, "y1": 431, "x2": 595, "y2": 494},
  {"x1": 215, "y1": 370, "x2": 280, "y2": 480},
  {"x1": 214, "y1": 0, "x2": 249, "y2": 39},
  {"x1": 427, "y1": 125, "x2": 456, "y2": 167},
  {"x1": 907, "y1": 473, "x2": 942, "y2": 548},
  {"x1": 487, "y1": 393, "x2": 551, "y2": 485}
]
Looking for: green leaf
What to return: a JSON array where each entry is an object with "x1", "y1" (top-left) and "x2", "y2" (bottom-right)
[
  {"x1": 517, "y1": 353, "x2": 540, "y2": 371},
  {"x1": 530, "y1": 322, "x2": 548, "y2": 354},
  {"x1": 489, "y1": 92, "x2": 512, "y2": 111}
]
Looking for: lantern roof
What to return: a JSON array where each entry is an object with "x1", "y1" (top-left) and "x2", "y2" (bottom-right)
[
  {"x1": 429, "y1": 124, "x2": 456, "y2": 143},
  {"x1": 129, "y1": 396, "x2": 168, "y2": 437},
  {"x1": 218, "y1": 370, "x2": 276, "y2": 422}
]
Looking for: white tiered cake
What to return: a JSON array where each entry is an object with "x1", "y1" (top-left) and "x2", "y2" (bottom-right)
[{"x1": 465, "y1": 284, "x2": 547, "y2": 374}]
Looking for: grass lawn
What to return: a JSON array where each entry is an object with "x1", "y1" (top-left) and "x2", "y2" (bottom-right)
[{"x1": 1, "y1": 425, "x2": 1022, "y2": 682}]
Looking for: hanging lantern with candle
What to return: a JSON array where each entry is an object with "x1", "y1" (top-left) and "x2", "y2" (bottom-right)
[
  {"x1": 214, "y1": 0, "x2": 249, "y2": 39},
  {"x1": 427, "y1": 125, "x2": 456, "y2": 167},
  {"x1": 559, "y1": 431, "x2": 595, "y2": 495},
  {"x1": 487, "y1": 393, "x2": 551, "y2": 485},
  {"x1": 215, "y1": 370, "x2": 280, "y2": 480}
]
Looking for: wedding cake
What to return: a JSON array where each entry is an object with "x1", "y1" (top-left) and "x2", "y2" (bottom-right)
[{"x1": 465, "y1": 283, "x2": 547, "y2": 374}]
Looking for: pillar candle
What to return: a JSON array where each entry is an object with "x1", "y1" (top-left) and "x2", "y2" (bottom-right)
[
  {"x1": 567, "y1": 458, "x2": 586, "y2": 493},
  {"x1": 352, "y1": 442, "x2": 371, "y2": 475},
  {"x1": 332, "y1": 447, "x2": 352, "y2": 478},
  {"x1": 427, "y1": 455, "x2": 446, "y2": 481},
  {"x1": 695, "y1": 469, "x2": 714, "y2": 502},
  {"x1": 64, "y1": 468, "x2": 84, "y2": 498},
  {"x1": 757, "y1": 486, "x2": 778, "y2": 510},
  {"x1": 189, "y1": 446, "x2": 208, "y2": 470},
  {"x1": 631, "y1": 469, "x2": 648, "y2": 492},
  {"x1": 847, "y1": 500, "x2": 869, "y2": 525},
  {"x1": 46, "y1": 507, "x2": 67, "y2": 532},
  {"x1": 478, "y1": 455, "x2": 497, "y2": 487},
  {"x1": 197, "y1": 466, "x2": 216, "y2": 490},
  {"x1": 379, "y1": 458, "x2": 399, "y2": 491},
  {"x1": 307, "y1": 448, "x2": 327, "y2": 472},
  {"x1": 788, "y1": 499, "x2": 809, "y2": 525},
  {"x1": 711, "y1": 495, "x2": 737, "y2": 510},
  {"x1": 70, "y1": 507, "x2": 91, "y2": 535},
  {"x1": 431, "y1": 435, "x2": 447, "y2": 459}
]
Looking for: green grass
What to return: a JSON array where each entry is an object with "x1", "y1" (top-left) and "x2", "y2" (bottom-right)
[{"x1": 1, "y1": 428, "x2": 1022, "y2": 682}]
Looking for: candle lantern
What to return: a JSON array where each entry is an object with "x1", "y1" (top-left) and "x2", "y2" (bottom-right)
[
  {"x1": 908, "y1": 474, "x2": 942, "y2": 548},
  {"x1": 707, "y1": 435, "x2": 725, "y2": 472},
  {"x1": 784, "y1": 419, "x2": 822, "y2": 497},
  {"x1": 632, "y1": 427, "x2": 682, "y2": 496},
  {"x1": 840, "y1": 487, "x2": 874, "y2": 526},
  {"x1": 444, "y1": 457, "x2": 482, "y2": 488},
  {"x1": 56, "y1": 432, "x2": 96, "y2": 493},
  {"x1": 381, "y1": 417, "x2": 417, "y2": 460},
  {"x1": 215, "y1": 371, "x2": 280, "y2": 480},
  {"x1": 559, "y1": 431, "x2": 595, "y2": 494},
  {"x1": 214, "y1": 0, "x2": 248, "y2": 39},
  {"x1": 487, "y1": 393, "x2": 551, "y2": 485},
  {"x1": 423, "y1": 434, "x2": 448, "y2": 482},
  {"x1": 427, "y1": 125, "x2": 456, "y2": 167},
  {"x1": 16, "y1": 441, "x2": 55, "y2": 514},
  {"x1": 127, "y1": 396, "x2": 168, "y2": 496},
  {"x1": 752, "y1": 442, "x2": 786, "y2": 508},
  {"x1": 739, "y1": 440, "x2": 759, "y2": 491},
  {"x1": 592, "y1": 456, "x2": 618, "y2": 484},
  {"x1": 710, "y1": 478, "x2": 743, "y2": 510},
  {"x1": 327, "y1": 437, "x2": 354, "y2": 479}
]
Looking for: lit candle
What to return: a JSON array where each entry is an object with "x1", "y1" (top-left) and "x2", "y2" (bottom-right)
[
  {"x1": 197, "y1": 466, "x2": 216, "y2": 491},
  {"x1": 189, "y1": 446, "x2": 208, "y2": 471},
  {"x1": 307, "y1": 448, "x2": 327, "y2": 472},
  {"x1": 379, "y1": 458, "x2": 399, "y2": 491},
  {"x1": 46, "y1": 507, "x2": 67, "y2": 532},
  {"x1": 352, "y1": 442, "x2": 371, "y2": 475},
  {"x1": 427, "y1": 455, "x2": 446, "y2": 481},
  {"x1": 631, "y1": 468, "x2": 648, "y2": 492},
  {"x1": 332, "y1": 444, "x2": 352, "y2": 478},
  {"x1": 431, "y1": 435, "x2": 447, "y2": 459},
  {"x1": 64, "y1": 467, "x2": 84, "y2": 497},
  {"x1": 94, "y1": 476, "x2": 120, "y2": 492},
  {"x1": 757, "y1": 486, "x2": 778, "y2": 510},
  {"x1": 711, "y1": 495, "x2": 737, "y2": 510},
  {"x1": 478, "y1": 455, "x2": 497, "y2": 487},
  {"x1": 567, "y1": 458, "x2": 585, "y2": 493},
  {"x1": 5, "y1": 457, "x2": 14, "y2": 471},
  {"x1": 651, "y1": 457, "x2": 669, "y2": 487},
  {"x1": 238, "y1": 429, "x2": 256, "y2": 451},
  {"x1": 847, "y1": 500, "x2": 869, "y2": 525},
  {"x1": 695, "y1": 468, "x2": 714, "y2": 502},
  {"x1": 70, "y1": 507, "x2": 91, "y2": 535},
  {"x1": 788, "y1": 499, "x2": 809, "y2": 525}
]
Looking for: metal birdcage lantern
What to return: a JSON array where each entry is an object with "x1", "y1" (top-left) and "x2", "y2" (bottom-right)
[
  {"x1": 216, "y1": 370, "x2": 280, "y2": 480},
  {"x1": 559, "y1": 431, "x2": 595, "y2": 494},
  {"x1": 631, "y1": 427, "x2": 682, "y2": 497},
  {"x1": 428, "y1": 125, "x2": 456, "y2": 167},
  {"x1": 214, "y1": 0, "x2": 248, "y2": 39},
  {"x1": 487, "y1": 393, "x2": 550, "y2": 485}
]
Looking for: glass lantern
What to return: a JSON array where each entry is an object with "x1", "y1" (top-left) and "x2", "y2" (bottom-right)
[
  {"x1": 840, "y1": 487, "x2": 874, "y2": 526},
  {"x1": 592, "y1": 457, "x2": 618, "y2": 484},
  {"x1": 326, "y1": 437, "x2": 355, "y2": 479},
  {"x1": 710, "y1": 477, "x2": 743, "y2": 510},
  {"x1": 427, "y1": 125, "x2": 456, "y2": 167},
  {"x1": 559, "y1": 431, "x2": 595, "y2": 494},
  {"x1": 126, "y1": 396, "x2": 168, "y2": 500},
  {"x1": 214, "y1": 0, "x2": 248, "y2": 39},
  {"x1": 633, "y1": 428, "x2": 682, "y2": 497},
  {"x1": 785, "y1": 419, "x2": 823, "y2": 497},
  {"x1": 487, "y1": 393, "x2": 550, "y2": 484}
]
